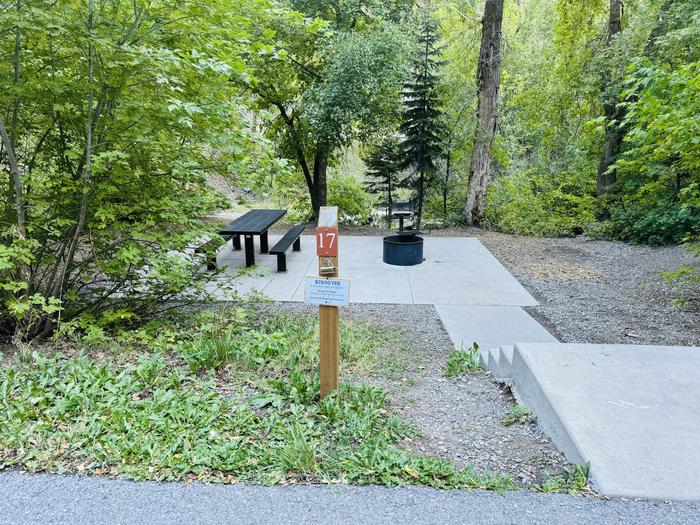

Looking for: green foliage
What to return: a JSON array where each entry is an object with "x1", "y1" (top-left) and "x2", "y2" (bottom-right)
[
  {"x1": 444, "y1": 343, "x2": 480, "y2": 377},
  {"x1": 486, "y1": 171, "x2": 595, "y2": 237},
  {"x1": 0, "y1": 0, "x2": 281, "y2": 339},
  {"x1": 398, "y1": 6, "x2": 446, "y2": 227},
  {"x1": 533, "y1": 464, "x2": 590, "y2": 495},
  {"x1": 247, "y1": 0, "x2": 413, "y2": 215},
  {"x1": 181, "y1": 328, "x2": 287, "y2": 373},
  {"x1": 328, "y1": 173, "x2": 377, "y2": 225},
  {"x1": 364, "y1": 138, "x2": 401, "y2": 222},
  {"x1": 501, "y1": 405, "x2": 537, "y2": 427},
  {"x1": 660, "y1": 258, "x2": 700, "y2": 308},
  {"x1": 0, "y1": 310, "x2": 515, "y2": 491},
  {"x1": 608, "y1": 59, "x2": 700, "y2": 245}
]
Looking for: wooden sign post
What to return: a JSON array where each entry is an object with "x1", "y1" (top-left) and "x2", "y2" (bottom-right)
[{"x1": 317, "y1": 207, "x2": 339, "y2": 399}]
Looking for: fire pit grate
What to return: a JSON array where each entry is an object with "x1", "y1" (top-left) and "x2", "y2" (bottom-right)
[{"x1": 383, "y1": 202, "x2": 424, "y2": 266}]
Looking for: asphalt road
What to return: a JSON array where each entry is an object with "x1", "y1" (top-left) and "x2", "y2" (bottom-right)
[{"x1": 1, "y1": 472, "x2": 699, "y2": 524}]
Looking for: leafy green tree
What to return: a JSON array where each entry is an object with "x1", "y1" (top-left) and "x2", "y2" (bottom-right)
[
  {"x1": 399, "y1": 6, "x2": 445, "y2": 228},
  {"x1": 246, "y1": 1, "x2": 412, "y2": 219},
  {"x1": 0, "y1": 0, "x2": 277, "y2": 339}
]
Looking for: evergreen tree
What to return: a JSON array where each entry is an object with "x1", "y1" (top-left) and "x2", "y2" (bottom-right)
[
  {"x1": 399, "y1": 7, "x2": 445, "y2": 228},
  {"x1": 364, "y1": 138, "x2": 401, "y2": 227}
]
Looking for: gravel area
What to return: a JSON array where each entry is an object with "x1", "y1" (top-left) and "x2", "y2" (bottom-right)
[
  {"x1": 340, "y1": 225, "x2": 700, "y2": 347},
  {"x1": 472, "y1": 231, "x2": 700, "y2": 346},
  {"x1": 253, "y1": 302, "x2": 568, "y2": 489}
]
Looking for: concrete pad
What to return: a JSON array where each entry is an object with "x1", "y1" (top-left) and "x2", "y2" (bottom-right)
[
  {"x1": 511, "y1": 343, "x2": 700, "y2": 501},
  {"x1": 291, "y1": 261, "x2": 413, "y2": 304},
  {"x1": 435, "y1": 305, "x2": 557, "y2": 350},
  {"x1": 409, "y1": 261, "x2": 537, "y2": 306},
  {"x1": 211, "y1": 235, "x2": 536, "y2": 307},
  {"x1": 261, "y1": 259, "x2": 315, "y2": 301}
]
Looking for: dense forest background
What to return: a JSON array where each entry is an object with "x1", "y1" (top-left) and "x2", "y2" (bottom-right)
[{"x1": 1, "y1": 0, "x2": 698, "y2": 339}]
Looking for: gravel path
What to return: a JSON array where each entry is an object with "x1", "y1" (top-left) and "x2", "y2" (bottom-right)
[
  {"x1": 253, "y1": 302, "x2": 567, "y2": 488},
  {"x1": 2, "y1": 471, "x2": 699, "y2": 525}
]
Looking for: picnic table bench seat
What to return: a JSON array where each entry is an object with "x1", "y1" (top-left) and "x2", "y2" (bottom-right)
[{"x1": 269, "y1": 224, "x2": 305, "y2": 272}]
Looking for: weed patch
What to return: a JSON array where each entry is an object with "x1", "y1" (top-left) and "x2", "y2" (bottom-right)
[
  {"x1": 501, "y1": 405, "x2": 537, "y2": 426},
  {"x1": 533, "y1": 464, "x2": 590, "y2": 494},
  {"x1": 444, "y1": 344, "x2": 480, "y2": 377}
]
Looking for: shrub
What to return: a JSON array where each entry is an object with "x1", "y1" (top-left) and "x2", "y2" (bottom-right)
[
  {"x1": 328, "y1": 173, "x2": 376, "y2": 225},
  {"x1": 486, "y1": 171, "x2": 595, "y2": 237},
  {"x1": 607, "y1": 60, "x2": 700, "y2": 245}
]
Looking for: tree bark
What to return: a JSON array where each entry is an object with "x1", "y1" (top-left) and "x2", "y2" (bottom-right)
[
  {"x1": 0, "y1": 116, "x2": 26, "y2": 240},
  {"x1": 464, "y1": 0, "x2": 504, "y2": 226},
  {"x1": 443, "y1": 149, "x2": 451, "y2": 220},
  {"x1": 416, "y1": 170, "x2": 425, "y2": 229},
  {"x1": 312, "y1": 149, "x2": 328, "y2": 218},
  {"x1": 596, "y1": 0, "x2": 623, "y2": 196}
]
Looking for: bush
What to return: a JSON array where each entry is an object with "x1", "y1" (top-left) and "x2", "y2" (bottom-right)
[
  {"x1": 608, "y1": 197, "x2": 699, "y2": 245},
  {"x1": 607, "y1": 60, "x2": 700, "y2": 245},
  {"x1": 486, "y1": 171, "x2": 595, "y2": 237},
  {"x1": 328, "y1": 173, "x2": 376, "y2": 225},
  {"x1": 0, "y1": 2, "x2": 274, "y2": 340}
]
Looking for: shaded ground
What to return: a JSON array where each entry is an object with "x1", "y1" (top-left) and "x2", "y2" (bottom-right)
[
  {"x1": 253, "y1": 302, "x2": 568, "y2": 489},
  {"x1": 338, "y1": 226, "x2": 700, "y2": 347}
]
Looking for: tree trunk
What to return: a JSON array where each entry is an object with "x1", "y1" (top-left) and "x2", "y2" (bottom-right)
[
  {"x1": 464, "y1": 0, "x2": 504, "y2": 226},
  {"x1": 596, "y1": 0, "x2": 623, "y2": 196},
  {"x1": 416, "y1": 170, "x2": 424, "y2": 229},
  {"x1": 313, "y1": 149, "x2": 328, "y2": 218},
  {"x1": 443, "y1": 149, "x2": 451, "y2": 220},
  {"x1": 0, "y1": 116, "x2": 26, "y2": 240},
  {"x1": 387, "y1": 181, "x2": 393, "y2": 228}
]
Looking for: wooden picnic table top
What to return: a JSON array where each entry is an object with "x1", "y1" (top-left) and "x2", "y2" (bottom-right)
[{"x1": 219, "y1": 209, "x2": 286, "y2": 235}]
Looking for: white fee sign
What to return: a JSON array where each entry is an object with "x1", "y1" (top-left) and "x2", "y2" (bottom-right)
[{"x1": 305, "y1": 276, "x2": 350, "y2": 306}]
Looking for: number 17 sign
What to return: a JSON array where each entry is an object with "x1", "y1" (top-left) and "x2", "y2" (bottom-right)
[{"x1": 316, "y1": 226, "x2": 338, "y2": 256}]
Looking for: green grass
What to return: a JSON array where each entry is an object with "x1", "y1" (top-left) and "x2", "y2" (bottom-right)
[
  {"x1": 0, "y1": 309, "x2": 516, "y2": 492},
  {"x1": 533, "y1": 464, "x2": 590, "y2": 494},
  {"x1": 501, "y1": 405, "x2": 537, "y2": 427},
  {"x1": 444, "y1": 343, "x2": 481, "y2": 377}
]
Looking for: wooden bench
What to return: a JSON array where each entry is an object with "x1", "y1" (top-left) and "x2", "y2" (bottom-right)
[
  {"x1": 269, "y1": 224, "x2": 305, "y2": 272},
  {"x1": 195, "y1": 234, "x2": 231, "y2": 270}
]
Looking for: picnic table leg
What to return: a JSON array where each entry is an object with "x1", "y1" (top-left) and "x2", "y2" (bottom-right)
[
  {"x1": 244, "y1": 234, "x2": 255, "y2": 267},
  {"x1": 232, "y1": 235, "x2": 241, "y2": 250},
  {"x1": 293, "y1": 237, "x2": 301, "y2": 252},
  {"x1": 260, "y1": 230, "x2": 269, "y2": 253}
]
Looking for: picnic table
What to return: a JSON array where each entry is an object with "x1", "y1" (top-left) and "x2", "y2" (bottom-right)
[{"x1": 219, "y1": 209, "x2": 286, "y2": 267}]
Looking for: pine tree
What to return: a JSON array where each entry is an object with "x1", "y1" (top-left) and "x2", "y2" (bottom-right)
[
  {"x1": 399, "y1": 7, "x2": 445, "y2": 228},
  {"x1": 364, "y1": 138, "x2": 400, "y2": 227}
]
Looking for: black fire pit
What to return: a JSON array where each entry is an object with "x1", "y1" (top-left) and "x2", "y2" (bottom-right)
[{"x1": 383, "y1": 202, "x2": 424, "y2": 266}]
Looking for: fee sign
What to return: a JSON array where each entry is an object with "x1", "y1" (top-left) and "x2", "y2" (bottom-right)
[{"x1": 305, "y1": 276, "x2": 350, "y2": 306}]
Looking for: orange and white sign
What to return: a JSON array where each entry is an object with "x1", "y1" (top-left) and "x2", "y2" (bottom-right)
[{"x1": 316, "y1": 226, "x2": 338, "y2": 257}]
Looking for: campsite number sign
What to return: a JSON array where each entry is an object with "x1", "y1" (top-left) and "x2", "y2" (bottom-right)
[{"x1": 316, "y1": 226, "x2": 338, "y2": 257}]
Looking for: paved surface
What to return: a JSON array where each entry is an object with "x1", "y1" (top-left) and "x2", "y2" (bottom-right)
[
  {"x1": 2, "y1": 472, "x2": 699, "y2": 525},
  {"x1": 510, "y1": 343, "x2": 700, "y2": 501},
  {"x1": 208, "y1": 235, "x2": 537, "y2": 307},
  {"x1": 435, "y1": 304, "x2": 557, "y2": 350}
]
